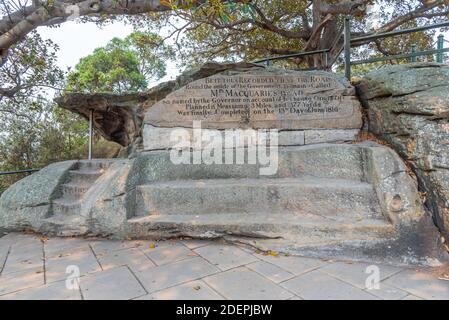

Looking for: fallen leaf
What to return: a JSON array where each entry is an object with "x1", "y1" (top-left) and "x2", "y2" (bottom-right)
[{"x1": 268, "y1": 250, "x2": 279, "y2": 257}]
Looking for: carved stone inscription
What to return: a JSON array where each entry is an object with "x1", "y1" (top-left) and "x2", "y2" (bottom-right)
[{"x1": 144, "y1": 71, "x2": 362, "y2": 129}]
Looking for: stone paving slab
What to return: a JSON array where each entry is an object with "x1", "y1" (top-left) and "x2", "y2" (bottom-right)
[
  {"x1": 383, "y1": 269, "x2": 449, "y2": 300},
  {"x1": 0, "y1": 279, "x2": 82, "y2": 300},
  {"x1": 0, "y1": 233, "x2": 448, "y2": 300},
  {"x1": 319, "y1": 261, "x2": 402, "y2": 289},
  {"x1": 141, "y1": 242, "x2": 197, "y2": 266},
  {"x1": 366, "y1": 283, "x2": 409, "y2": 300},
  {"x1": 44, "y1": 238, "x2": 91, "y2": 258},
  {"x1": 138, "y1": 280, "x2": 224, "y2": 300},
  {"x1": 246, "y1": 261, "x2": 295, "y2": 283},
  {"x1": 97, "y1": 247, "x2": 156, "y2": 272},
  {"x1": 2, "y1": 240, "x2": 43, "y2": 274},
  {"x1": 0, "y1": 267, "x2": 45, "y2": 295},
  {"x1": 0, "y1": 245, "x2": 9, "y2": 273},
  {"x1": 80, "y1": 266, "x2": 146, "y2": 300},
  {"x1": 89, "y1": 240, "x2": 143, "y2": 256},
  {"x1": 281, "y1": 270, "x2": 379, "y2": 300},
  {"x1": 204, "y1": 267, "x2": 294, "y2": 300},
  {"x1": 45, "y1": 249, "x2": 101, "y2": 283},
  {"x1": 132, "y1": 256, "x2": 220, "y2": 293},
  {"x1": 181, "y1": 240, "x2": 214, "y2": 250},
  {"x1": 257, "y1": 254, "x2": 327, "y2": 276},
  {"x1": 194, "y1": 244, "x2": 259, "y2": 271}
]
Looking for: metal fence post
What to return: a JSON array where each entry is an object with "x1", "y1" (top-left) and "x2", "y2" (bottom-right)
[
  {"x1": 88, "y1": 109, "x2": 93, "y2": 160},
  {"x1": 344, "y1": 16, "x2": 351, "y2": 80},
  {"x1": 411, "y1": 44, "x2": 417, "y2": 63},
  {"x1": 437, "y1": 34, "x2": 444, "y2": 63}
]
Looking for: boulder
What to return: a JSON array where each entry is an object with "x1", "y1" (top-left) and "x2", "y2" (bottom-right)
[
  {"x1": 55, "y1": 62, "x2": 262, "y2": 148},
  {"x1": 357, "y1": 62, "x2": 449, "y2": 237},
  {"x1": 55, "y1": 92, "x2": 148, "y2": 147}
]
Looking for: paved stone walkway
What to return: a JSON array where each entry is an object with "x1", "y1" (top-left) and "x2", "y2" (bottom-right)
[{"x1": 0, "y1": 232, "x2": 448, "y2": 300}]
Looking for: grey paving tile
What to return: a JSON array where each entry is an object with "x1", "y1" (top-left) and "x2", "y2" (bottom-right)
[
  {"x1": 181, "y1": 240, "x2": 214, "y2": 249},
  {"x1": 194, "y1": 244, "x2": 259, "y2": 271},
  {"x1": 45, "y1": 249, "x2": 101, "y2": 283},
  {"x1": 0, "y1": 267, "x2": 45, "y2": 295},
  {"x1": 2, "y1": 242, "x2": 43, "y2": 275},
  {"x1": 44, "y1": 238, "x2": 91, "y2": 257},
  {"x1": 133, "y1": 257, "x2": 219, "y2": 293},
  {"x1": 2, "y1": 234, "x2": 43, "y2": 274},
  {"x1": 0, "y1": 245, "x2": 9, "y2": 273},
  {"x1": 319, "y1": 261, "x2": 402, "y2": 289},
  {"x1": 204, "y1": 267, "x2": 294, "y2": 300},
  {"x1": 246, "y1": 261, "x2": 295, "y2": 283},
  {"x1": 401, "y1": 294, "x2": 425, "y2": 300},
  {"x1": 141, "y1": 242, "x2": 197, "y2": 266},
  {"x1": 365, "y1": 283, "x2": 409, "y2": 300},
  {"x1": 0, "y1": 233, "x2": 39, "y2": 245},
  {"x1": 0, "y1": 279, "x2": 81, "y2": 300},
  {"x1": 281, "y1": 270, "x2": 379, "y2": 300},
  {"x1": 139, "y1": 280, "x2": 224, "y2": 300},
  {"x1": 384, "y1": 269, "x2": 449, "y2": 300},
  {"x1": 89, "y1": 239, "x2": 144, "y2": 256},
  {"x1": 97, "y1": 247, "x2": 156, "y2": 271},
  {"x1": 80, "y1": 266, "x2": 146, "y2": 300},
  {"x1": 257, "y1": 254, "x2": 325, "y2": 276}
]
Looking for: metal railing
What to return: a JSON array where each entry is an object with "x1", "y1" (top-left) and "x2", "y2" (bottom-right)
[
  {"x1": 252, "y1": 19, "x2": 449, "y2": 79},
  {"x1": 344, "y1": 18, "x2": 449, "y2": 79},
  {"x1": 0, "y1": 169, "x2": 40, "y2": 176},
  {"x1": 253, "y1": 48, "x2": 331, "y2": 68}
]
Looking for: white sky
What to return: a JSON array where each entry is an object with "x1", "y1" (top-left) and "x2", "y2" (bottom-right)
[{"x1": 37, "y1": 21, "x2": 182, "y2": 87}]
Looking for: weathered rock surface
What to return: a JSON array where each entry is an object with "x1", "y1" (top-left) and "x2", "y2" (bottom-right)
[
  {"x1": 357, "y1": 63, "x2": 449, "y2": 238},
  {"x1": 145, "y1": 69, "x2": 362, "y2": 130},
  {"x1": 55, "y1": 62, "x2": 268, "y2": 148},
  {"x1": 2, "y1": 63, "x2": 446, "y2": 266},
  {"x1": 0, "y1": 161, "x2": 76, "y2": 230},
  {"x1": 0, "y1": 143, "x2": 443, "y2": 265},
  {"x1": 56, "y1": 93, "x2": 148, "y2": 147},
  {"x1": 142, "y1": 125, "x2": 359, "y2": 151}
]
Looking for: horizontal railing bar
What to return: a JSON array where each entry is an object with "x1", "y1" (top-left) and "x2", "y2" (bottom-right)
[
  {"x1": 0, "y1": 169, "x2": 40, "y2": 176},
  {"x1": 351, "y1": 21, "x2": 449, "y2": 44},
  {"x1": 253, "y1": 49, "x2": 330, "y2": 64},
  {"x1": 351, "y1": 47, "x2": 449, "y2": 65}
]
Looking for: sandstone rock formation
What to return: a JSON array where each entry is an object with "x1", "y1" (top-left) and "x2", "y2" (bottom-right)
[
  {"x1": 56, "y1": 62, "x2": 262, "y2": 148},
  {"x1": 0, "y1": 65, "x2": 445, "y2": 265},
  {"x1": 56, "y1": 92, "x2": 147, "y2": 147},
  {"x1": 357, "y1": 63, "x2": 449, "y2": 238}
]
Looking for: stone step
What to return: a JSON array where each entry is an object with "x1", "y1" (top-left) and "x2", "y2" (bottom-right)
[
  {"x1": 127, "y1": 213, "x2": 394, "y2": 242},
  {"x1": 134, "y1": 144, "x2": 367, "y2": 183},
  {"x1": 68, "y1": 170, "x2": 102, "y2": 185},
  {"x1": 135, "y1": 177, "x2": 382, "y2": 218},
  {"x1": 52, "y1": 199, "x2": 82, "y2": 216},
  {"x1": 41, "y1": 215, "x2": 89, "y2": 237},
  {"x1": 77, "y1": 160, "x2": 114, "y2": 171},
  {"x1": 61, "y1": 183, "x2": 91, "y2": 200}
]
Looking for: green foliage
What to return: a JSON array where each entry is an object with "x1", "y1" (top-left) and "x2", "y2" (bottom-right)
[
  {"x1": 0, "y1": 103, "x2": 89, "y2": 194},
  {"x1": 66, "y1": 32, "x2": 174, "y2": 94},
  {"x1": 136, "y1": 0, "x2": 448, "y2": 72}
]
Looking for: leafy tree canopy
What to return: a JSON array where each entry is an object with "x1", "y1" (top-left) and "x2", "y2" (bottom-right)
[{"x1": 66, "y1": 31, "x2": 174, "y2": 93}]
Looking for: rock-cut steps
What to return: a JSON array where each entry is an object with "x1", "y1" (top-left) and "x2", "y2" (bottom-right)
[
  {"x1": 53, "y1": 162, "x2": 106, "y2": 215},
  {"x1": 43, "y1": 160, "x2": 114, "y2": 235},
  {"x1": 126, "y1": 144, "x2": 409, "y2": 247}
]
